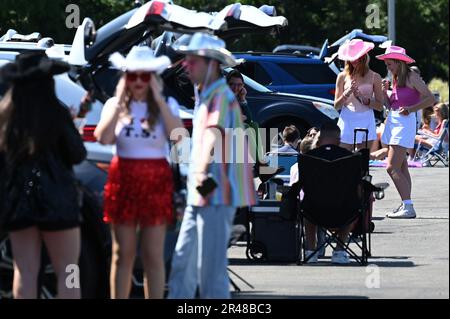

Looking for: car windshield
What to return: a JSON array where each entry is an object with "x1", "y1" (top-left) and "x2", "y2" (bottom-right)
[{"x1": 242, "y1": 73, "x2": 273, "y2": 93}]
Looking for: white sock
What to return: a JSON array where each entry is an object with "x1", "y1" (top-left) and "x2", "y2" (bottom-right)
[{"x1": 403, "y1": 200, "x2": 413, "y2": 205}]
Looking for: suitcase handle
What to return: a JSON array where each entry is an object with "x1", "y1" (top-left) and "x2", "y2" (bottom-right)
[{"x1": 353, "y1": 128, "x2": 369, "y2": 151}]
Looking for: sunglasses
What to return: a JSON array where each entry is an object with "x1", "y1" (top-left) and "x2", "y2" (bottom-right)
[{"x1": 126, "y1": 72, "x2": 151, "y2": 83}]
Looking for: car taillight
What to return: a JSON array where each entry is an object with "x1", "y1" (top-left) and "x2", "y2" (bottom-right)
[
  {"x1": 83, "y1": 125, "x2": 97, "y2": 142},
  {"x1": 147, "y1": 1, "x2": 165, "y2": 16},
  {"x1": 329, "y1": 89, "x2": 336, "y2": 97},
  {"x1": 182, "y1": 119, "x2": 193, "y2": 130}
]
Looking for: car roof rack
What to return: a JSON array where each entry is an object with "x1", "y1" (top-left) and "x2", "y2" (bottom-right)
[{"x1": 7, "y1": 32, "x2": 42, "y2": 43}]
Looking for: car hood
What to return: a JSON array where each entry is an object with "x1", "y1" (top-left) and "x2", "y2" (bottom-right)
[{"x1": 267, "y1": 91, "x2": 334, "y2": 105}]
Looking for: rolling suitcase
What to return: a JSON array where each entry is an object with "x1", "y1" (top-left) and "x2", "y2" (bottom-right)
[{"x1": 352, "y1": 128, "x2": 375, "y2": 235}]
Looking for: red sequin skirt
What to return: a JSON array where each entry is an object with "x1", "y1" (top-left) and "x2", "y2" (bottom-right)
[{"x1": 103, "y1": 156, "x2": 174, "y2": 227}]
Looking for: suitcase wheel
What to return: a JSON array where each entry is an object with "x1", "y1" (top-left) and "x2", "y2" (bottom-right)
[{"x1": 246, "y1": 241, "x2": 267, "y2": 261}]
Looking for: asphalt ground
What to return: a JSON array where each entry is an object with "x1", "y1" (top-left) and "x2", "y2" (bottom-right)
[{"x1": 228, "y1": 167, "x2": 449, "y2": 299}]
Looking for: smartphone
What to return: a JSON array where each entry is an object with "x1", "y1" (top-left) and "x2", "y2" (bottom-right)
[{"x1": 196, "y1": 176, "x2": 218, "y2": 197}]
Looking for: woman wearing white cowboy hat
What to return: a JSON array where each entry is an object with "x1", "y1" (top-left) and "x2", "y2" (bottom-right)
[
  {"x1": 376, "y1": 45, "x2": 434, "y2": 219},
  {"x1": 334, "y1": 39, "x2": 384, "y2": 151},
  {"x1": 167, "y1": 33, "x2": 256, "y2": 299},
  {"x1": 94, "y1": 46, "x2": 184, "y2": 298}
]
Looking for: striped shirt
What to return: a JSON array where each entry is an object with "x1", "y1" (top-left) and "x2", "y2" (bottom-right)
[{"x1": 187, "y1": 78, "x2": 257, "y2": 208}]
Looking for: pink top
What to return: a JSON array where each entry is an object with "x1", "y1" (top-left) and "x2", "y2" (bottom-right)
[
  {"x1": 390, "y1": 84, "x2": 421, "y2": 110},
  {"x1": 344, "y1": 73, "x2": 375, "y2": 113}
]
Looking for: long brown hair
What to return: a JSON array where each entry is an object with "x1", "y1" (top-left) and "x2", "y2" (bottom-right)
[
  {"x1": 0, "y1": 76, "x2": 70, "y2": 164},
  {"x1": 116, "y1": 73, "x2": 161, "y2": 130},
  {"x1": 344, "y1": 54, "x2": 370, "y2": 78}
]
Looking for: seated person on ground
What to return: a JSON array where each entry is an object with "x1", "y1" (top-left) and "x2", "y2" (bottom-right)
[
  {"x1": 289, "y1": 136, "x2": 315, "y2": 186},
  {"x1": 414, "y1": 102, "x2": 449, "y2": 150},
  {"x1": 301, "y1": 121, "x2": 354, "y2": 264},
  {"x1": 278, "y1": 125, "x2": 301, "y2": 153}
]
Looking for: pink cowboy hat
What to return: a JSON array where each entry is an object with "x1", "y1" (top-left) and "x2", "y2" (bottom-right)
[
  {"x1": 376, "y1": 45, "x2": 415, "y2": 64},
  {"x1": 337, "y1": 39, "x2": 375, "y2": 62}
]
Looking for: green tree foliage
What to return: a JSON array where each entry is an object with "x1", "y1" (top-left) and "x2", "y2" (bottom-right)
[{"x1": 0, "y1": 0, "x2": 447, "y2": 82}]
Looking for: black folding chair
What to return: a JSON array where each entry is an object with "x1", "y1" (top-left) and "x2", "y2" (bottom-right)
[{"x1": 297, "y1": 152, "x2": 379, "y2": 266}]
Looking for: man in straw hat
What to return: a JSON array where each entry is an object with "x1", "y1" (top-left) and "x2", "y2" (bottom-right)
[{"x1": 168, "y1": 33, "x2": 256, "y2": 299}]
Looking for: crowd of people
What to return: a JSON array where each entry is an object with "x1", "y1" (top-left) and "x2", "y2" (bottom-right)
[{"x1": 0, "y1": 33, "x2": 447, "y2": 299}]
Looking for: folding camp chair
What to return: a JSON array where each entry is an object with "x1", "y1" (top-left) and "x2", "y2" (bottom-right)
[
  {"x1": 297, "y1": 152, "x2": 380, "y2": 266},
  {"x1": 414, "y1": 120, "x2": 449, "y2": 167}
]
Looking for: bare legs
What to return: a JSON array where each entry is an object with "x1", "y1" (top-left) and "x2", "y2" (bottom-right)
[
  {"x1": 10, "y1": 227, "x2": 80, "y2": 299},
  {"x1": 141, "y1": 225, "x2": 166, "y2": 299},
  {"x1": 340, "y1": 141, "x2": 374, "y2": 152},
  {"x1": 109, "y1": 223, "x2": 167, "y2": 299},
  {"x1": 110, "y1": 225, "x2": 137, "y2": 299},
  {"x1": 386, "y1": 145, "x2": 412, "y2": 200}
]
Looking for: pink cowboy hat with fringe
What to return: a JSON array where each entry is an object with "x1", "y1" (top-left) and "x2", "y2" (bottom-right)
[
  {"x1": 376, "y1": 45, "x2": 415, "y2": 64},
  {"x1": 337, "y1": 39, "x2": 374, "y2": 62}
]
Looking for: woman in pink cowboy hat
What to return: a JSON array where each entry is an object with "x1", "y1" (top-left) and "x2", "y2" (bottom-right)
[
  {"x1": 376, "y1": 45, "x2": 434, "y2": 219},
  {"x1": 334, "y1": 39, "x2": 384, "y2": 151}
]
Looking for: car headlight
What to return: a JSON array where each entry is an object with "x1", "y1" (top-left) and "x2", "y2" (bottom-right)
[{"x1": 312, "y1": 101, "x2": 339, "y2": 120}]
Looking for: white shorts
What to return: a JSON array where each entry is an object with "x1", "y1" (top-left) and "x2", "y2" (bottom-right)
[
  {"x1": 381, "y1": 110, "x2": 416, "y2": 149},
  {"x1": 337, "y1": 107, "x2": 377, "y2": 144}
]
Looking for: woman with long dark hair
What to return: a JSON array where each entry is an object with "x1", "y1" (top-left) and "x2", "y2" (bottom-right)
[
  {"x1": 0, "y1": 51, "x2": 86, "y2": 298},
  {"x1": 94, "y1": 46, "x2": 183, "y2": 299}
]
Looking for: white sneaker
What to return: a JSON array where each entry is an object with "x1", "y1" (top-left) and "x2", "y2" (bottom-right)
[
  {"x1": 331, "y1": 250, "x2": 350, "y2": 264},
  {"x1": 387, "y1": 204, "x2": 416, "y2": 219},
  {"x1": 305, "y1": 250, "x2": 318, "y2": 263},
  {"x1": 386, "y1": 203, "x2": 404, "y2": 217}
]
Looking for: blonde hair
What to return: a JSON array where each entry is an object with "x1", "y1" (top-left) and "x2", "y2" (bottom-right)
[
  {"x1": 0, "y1": 89, "x2": 13, "y2": 151},
  {"x1": 392, "y1": 60, "x2": 411, "y2": 87},
  {"x1": 115, "y1": 73, "x2": 161, "y2": 130},
  {"x1": 345, "y1": 54, "x2": 370, "y2": 78}
]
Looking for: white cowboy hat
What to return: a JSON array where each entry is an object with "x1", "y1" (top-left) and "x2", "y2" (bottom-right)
[
  {"x1": 174, "y1": 32, "x2": 237, "y2": 67},
  {"x1": 108, "y1": 46, "x2": 171, "y2": 74}
]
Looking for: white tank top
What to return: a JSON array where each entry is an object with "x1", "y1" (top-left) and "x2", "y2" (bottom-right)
[{"x1": 100, "y1": 96, "x2": 180, "y2": 159}]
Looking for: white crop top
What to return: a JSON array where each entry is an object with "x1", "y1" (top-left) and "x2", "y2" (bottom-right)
[{"x1": 100, "y1": 96, "x2": 180, "y2": 159}]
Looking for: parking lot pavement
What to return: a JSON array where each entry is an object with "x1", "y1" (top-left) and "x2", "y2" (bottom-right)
[{"x1": 228, "y1": 167, "x2": 449, "y2": 299}]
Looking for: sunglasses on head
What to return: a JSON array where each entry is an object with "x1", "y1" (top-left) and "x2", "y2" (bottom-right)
[{"x1": 126, "y1": 72, "x2": 151, "y2": 83}]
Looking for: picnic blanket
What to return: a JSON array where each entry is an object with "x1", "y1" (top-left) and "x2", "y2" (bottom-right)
[{"x1": 369, "y1": 160, "x2": 424, "y2": 168}]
